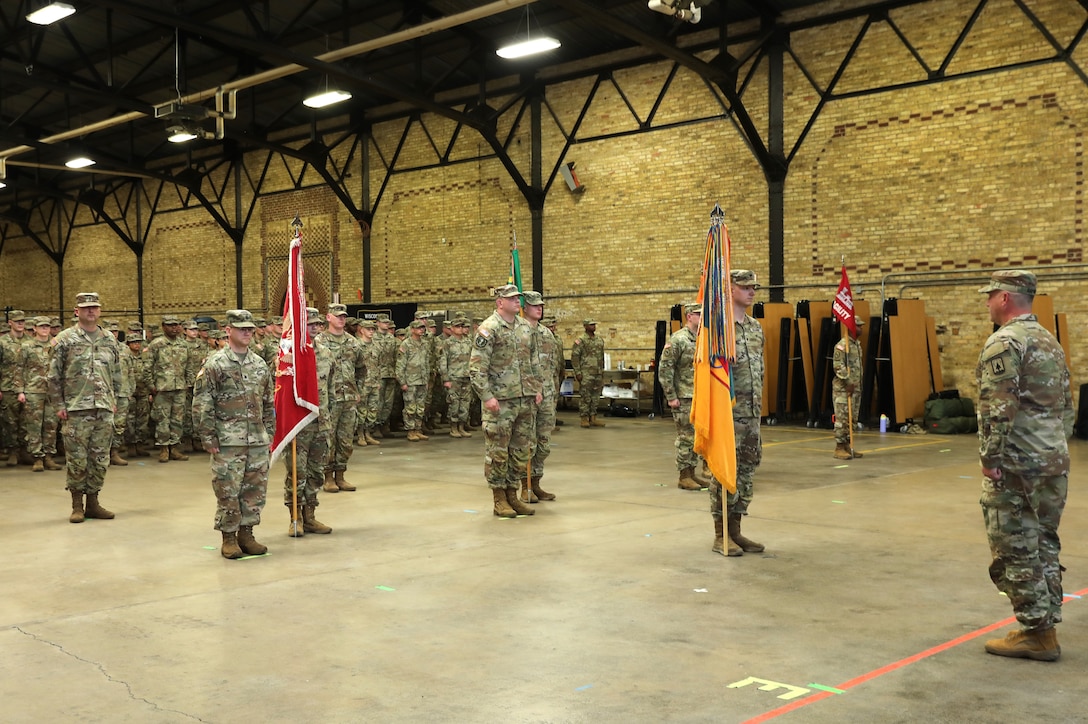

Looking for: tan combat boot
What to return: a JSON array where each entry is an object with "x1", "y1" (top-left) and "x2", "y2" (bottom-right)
[
  {"x1": 355, "y1": 433, "x2": 368, "y2": 447},
  {"x1": 303, "y1": 505, "x2": 332, "y2": 534},
  {"x1": 458, "y1": 423, "x2": 472, "y2": 438},
  {"x1": 69, "y1": 490, "x2": 85, "y2": 524},
  {"x1": 833, "y1": 443, "x2": 852, "y2": 460},
  {"x1": 221, "y1": 531, "x2": 244, "y2": 559},
  {"x1": 415, "y1": 429, "x2": 429, "y2": 440},
  {"x1": 158, "y1": 446, "x2": 170, "y2": 463},
  {"x1": 590, "y1": 415, "x2": 606, "y2": 428},
  {"x1": 728, "y1": 513, "x2": 764, "y2": 553},
  {"x1": 677, "y1": 467, "x2": 702, "y2": 490},
  {"x1": 580, "y1": 416, "x2": 590, "y2": 428},
  {"x1": 985, "y1": 628, "x2": 1061, "y2": 661},
  {"x1": 110, "y1": 447, "x2": 128, "y2": 466},
  {"x1": 531, "y1": 476, "x2": 556, "y2": 501},
  {"x1": 406, "y1": 430, "x2": 420, "y2": 442},
  {"x1": 519, "y1": 480, "x2": 539, "y2": 504},
  {"x1": 364, "y1": 429, "x2": 381, "y2": 445},
  {"x1": 32, "y1": 458, "x2": 44, "y2": 473},
  {"x1": 334, "y1": 470, "x2": 357, "y2": 492},
  {"x1": 84, "y1": 493, "x2": 115, "y2": 520},
  {"x1": 492, "y1": 487, "x2": 516, "y2": 518},
  {"x1": 712, "y1": 517, "x2": 725, "y2": 555},
  {"x1": 43, "y1": 455, "x2": 61, "y2": 471},
  {"x1": 288, "y1": 506, "x2": 305, "y2": 538},
  {"x1": 850, "y1": 447, "x2": 864, "y2": 458},
  {"x1": 449, "y1": 425, "x2": 464, "y2": 438},
  {"x1": 322, "y1": 470, "x2": 339, "y2": 493},
  {"x1": 236, "y1": 525, "x2": 267, "y2": 556},
  {"x1": 169, "y1": 445, "x2": 189, "y2": 461},
  {"x1": 505, "y1": 487, "x2": 535, "y2": 516}
]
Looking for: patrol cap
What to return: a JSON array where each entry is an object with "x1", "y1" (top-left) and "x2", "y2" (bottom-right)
[
  {"x1": 409, "y1": 320, "x2": 425, "y2": 329},
  {"x1": 583, "y1": 318, "x2": 597, "y2": 326},
  {"x1": 414, "y1": 311, "x2": 428, "y2": 319},
  {"x1": 425, "y1": 319, "x2": 436, "y2": 327},
  {"x1": 128, "y1": 321, "x2": 144, "y2": 332},
  {"x1": 684, "y1": 303, "x2": 701, "y2": 315},
  {"x1": 183, "y1": 320, "x2": 199, "y2": 330},
  {"x1": 345, "y1": 317, "x2": 358, "y2": 326},
  {"x1": 252, "y1": 316, "x2": 267, "y2": 327},
  {"x1": 541, "y1": 316, "x2": 556, "y2": 326},
  {"x1": 75, "y1": 292, "x2": 101, "y2": 308},
  {"x1": 731, "y1": 269, "x2": 760, "y2": 288},
  {"x1": 306, "y1": 307, "x2": 323, "y2": 325},
  {"x1": 161, "y1": 315, "x2": 182, "y2": 325},
  {"x1": 359, "y1": 320, "x2": 377, "y2": 329},
  {"x1": 107, "y1": 321, "x2": 120, "y2": 332},
  {"x1": 395, "y1": 328, "x2": 407, "y2": 337},
  {"x1": 855, "y1": 315, "x2": 866, "y2": 327},
  {"x1": 270, "y1": 316, "x2": 283, "y2": 326},
  {"x1": 7, "y1": 309, "x2": 26, "y2": 321},
  {"x1": 32, "y1": 315, "x2": 51, "y2": 327},
  {"x1": 197, "y1": 323, "x2": 209, "y2": 332},
  {"x1": 127, "y1": 335, "x2": 143, "y2": 345},
  {"x1": 978, "y1": 269, "x2": 1036, "y2": 296},
  {"x1": 328, "y1": 303, "x2": 348, "y2": 317},
  {"x1": 452, "y1": 318, "x2": 469, "y2": 327},
  {"x1": 225, "y1": 309, "x2": 257, "y2": 329},
  {"x1": 523, "y1": 290, "x2": 544, "y2": 306},
  {"x1": 376, "y1": 313, "x2": 391, "y2": 323},
  {"x1": 50, "y1": 317, "x2": 60, "y2": 327},
  {"x1": 493, "y1": 284, "x2": 522, "y2": 298}
]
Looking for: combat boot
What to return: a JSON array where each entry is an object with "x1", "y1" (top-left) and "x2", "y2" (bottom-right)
[
  {"x1": 519, "y1": 480, "x2": 539, "y2": 504},
  {"x1": 590, "y1": 415, "x2": 606, "y2": 428},
  {"x1": 677, "y1": 467, "x2": 702, "y2": 491},
  {"x1": 322, "y1": 470, "x2": 339, "y2": 493},
  {"x1": 133, "y1": 443, "x2": 151, "y2": 457},
  {"x1": 32, "y1": 458, "x2": 44, "y2": 473},
  {"x1": 69, "y1": 490, "x2": 85, "y2": 524},
  {"x1": 712, "y1": 517, "x2": 725, "y2": 556},
  {"x1": 169, "y1": 445, "x2": 189, "y2": 461},
  {"x1": 303, "y1": 505, "x2": 332, "y2": 534},
  {"x1": 728, "y1": 513, "x2": 764, "y2": 553},
  {"x1": 449, "y1": 425, "x2": 464, "y2": 438},
  {"x1": 110, "y1": 447, "x2": 128, "y2": 466},
  {"x1": 580, "y1": 416, "x2": 590, "y2": 428},
  {"x1": 492, "y1": 487, "x2": 516, "y2": 518},
  {"x1": 458, "y1": 423, "x2": 473, "y2": 438},
  {"x1": 18, "y1": 448, "x2": 35, "y2": 466},
  {"x1": 334, "y1": 470, "x2": 357, "y2": 492},
  {"x1": 287, "y1": 507, "x2": 305, "y2": 538},
  {"x1": 43, "y1": 455, "x2": 61, "y2": 471},
  {"x1": 985, "y1": 628, "x2": 1061, "y2": 661},
  {"x1": 407, "y1": 430, "x2": 420, "y2": 442},
  {"x1": 850, "y1": 448, "x2": 864, "y2": 459},
  {"x1": 379, "y1": 422, "x2": 391, "y2": 437},
  {"x1": 236, "y1": 525, "x2": 267, "y2": 555},
  {"x1": 128, "y1": 443, "x2": 140, "y2": 458},
  {"x1": 355, "y1": 433, "x2": 368, "y2": 447},
  {"x1": 6, "y1": 451, "x2": 17, "y2": 467},
  {"x1": 84, "y1": 493, "x2": 115, "y2": 520},
  {"x1": 505, "y1": 487, "x2": 535, "y2": 516},
  {"x1": 364, "y1": 429, "x2": 381, "y2": 445},
  {"x1": 221, "y1": 531, "x2": 244, "y2": 559},
  {"x1": 531, "y1": 476, "x2": 556, "y2": 501},
  {"x1": 833, "y1": 443, "x2": 852, "y2": 460},
  {"x1": 158, "y1": 446, "x2": 170, "y2": 463},
  {"x1": 415, "y1": 429, "x2": 429, "y2": 440}
]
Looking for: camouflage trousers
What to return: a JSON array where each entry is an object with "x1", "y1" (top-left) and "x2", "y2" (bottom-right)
[
  {"x1": 127, "y1": 393, "x2": 150, "y2": 444},
  {"x1": 531, "y1": 393, "x2": 557, "y2": 479},
  {"x1": 671, "y1": 397, "x2": 697, "y2": 471},
  {"x1": 356, "y1": 382, "x2": 382, "y2": 435},
  {"x1": 183, "y1": 387, "x2": 195, "y2": 439},
  {"x1": 282, "y1": 421, "x2": 329, "y2": 508},
  {"x1": 402, "y1": 384, "x2": 427, "y2": 431},
  {"x1": 378, "y1": 378, "x2": 398, "y2": 424},
  {"x1": 708, "y1": 415, "x2": 762, "y2": 521},
  {"x1": 112, "y1": 396, "x2": 131, "y2": 443},
  {"x1": 63, "y1": 409, "x2": 114, "y2": 494},
  {"x1": 578, "y1": 374, "x2": 603, "y2": 417},
  {"x1": 428, "y1": 373, "x2": 447, "y2": 420},
  {"x1": 446, "y1": 378, "x2": 472, "y2": 424},
  {"x1": 0, "y1": 390, "x2": 25, "y2": 451},
  {"x1": 469, "y1": 388, "x2": 482, "y2": 427},
  {"x1": 981, "y1": 470, "x2": 1067, "y2": 631},
  {"x1": 150, "y1": 389, "x2": 186, "y2": 446},
  {"x1": 483, "y1": 396, "x2": 537, "y2": 490},
  {"x1": 325, "y1": 400, "x2": 357, "y2": 472},
  {"x1": 832, "y1": 381, "x2": 861, "y2": 444},
  {"x1": 210, "y1": 445, "x2": 269, "y2": 532},
  {"x1": 23, "y1": 392, "x2": 57, "y2": 457}
]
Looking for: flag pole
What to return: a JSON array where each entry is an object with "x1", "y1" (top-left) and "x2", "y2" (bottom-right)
[{"x1": 290, "y1": 439, "x2": 302, "y2": 536}]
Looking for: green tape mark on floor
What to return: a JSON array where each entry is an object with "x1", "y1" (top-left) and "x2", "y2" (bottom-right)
[{"x1": 807, "y1": 683, "x2": 844, "y2": 694}]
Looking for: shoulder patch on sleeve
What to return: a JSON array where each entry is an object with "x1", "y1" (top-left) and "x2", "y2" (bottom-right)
[
  {"x1": 474, "y1": 335, "x2": 489, "y2": 349},
  {"x1": 478, "y1": 327, "x2": 490, "y2": 338}
]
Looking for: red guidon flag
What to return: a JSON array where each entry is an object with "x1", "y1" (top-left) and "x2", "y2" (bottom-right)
[
  {"x1": 832, "y1": 263, "x2": 856, "y2": 338},
  {"x1": 270, "y1": 227, "x2": 319, "y2": 466}
]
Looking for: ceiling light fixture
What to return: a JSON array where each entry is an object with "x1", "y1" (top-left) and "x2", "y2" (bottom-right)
[
  {"x1": 26, "y1": 2, "x2": 75, "y2": 25},
  {"x1": 65, "y1": 157, "x2": 95, "y2": 169},
  {"x1": 0, "y1": 182, "x2": 6, "y2": 189},
  {"x1": 303, "y1": 89, "x2": 353, "y2": 109},
  {"x1": 496, "y1": 6, "x2": 560, "y2": 60},
  {"x1": 166, "y1": 123, "x2": 200, "y2": 143}
]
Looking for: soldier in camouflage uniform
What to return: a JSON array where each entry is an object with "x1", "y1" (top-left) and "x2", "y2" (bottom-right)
[
  {"x1": 283, "y1": 308, "x2": 334, "y2": 537},
  {"x1": 660, "y1": 303, "x2": 702, "y2": 491},
  {"x1": 181, "y1": 320, "x2": 206, "y2": 452},
  {"x1": 832, "y1": 316, "x2": 866, "y2": 460},
  {"x1": 440, "y1": 315, "x2": 473, "y2": 439},
  {"x1": 544, "y1": 317, "x2": 566, "y2": 428},
  {"x1": 355, "y1": 320, "x2": 382, "y2": 446},
  {"x1": 107, "y1": 321, "x2": 136, "y2": 467},
  {"x1": 49, "y1": 293, "x2": 122, "y2": 524},
  {"x1": 193, "y1": 309, "x2": 275, "y2": 559},
  {"x1": 144, "y1": 315, "x2": 191, "y2": 463},
  {"x1": 975, "y1": 270, "x2": 1073, "y2": 661},
  {"x1": 125, "y1": 324, "x2": 151, "y2": 458},
  {"x1": 522, "y1": 291, "x2": 558, "y2": 503},
  {"x1": 375, "y1": 314, "x2": 399, "y2": 437},
  {"x1": 423, "y1": 317, "x2": 445, "y2": 432},
  {"x1": 262, "y1": 316, "x2": 283, "y2": 371},
  {"x1": 0, "y1": 309, "x2": 29, "y2": 465},
  {"x1": 469, "y1": 284, "x2": 541, "y2": 519},
  {"x1": 317, "y1": 303, "x2": 365, "y2": 492},
  {"x1": 397, "y1": 320, "x2": 432, "y2": 441},
  {"x1": 571, "y1": 318, "x2": 606, "y2": 428},
  {"x1": 16, "y1": 316, "x2": 60, "y2": 472},
  {"x1": 708, "y1": 270, "x2": 766, "y2": 557}
]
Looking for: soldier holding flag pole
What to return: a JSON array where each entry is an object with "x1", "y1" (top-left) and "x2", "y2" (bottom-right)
[{"x1": 831, "y1": 260, "x2": 864, "y2": 460}]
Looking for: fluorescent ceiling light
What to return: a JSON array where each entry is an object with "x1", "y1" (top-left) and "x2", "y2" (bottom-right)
[
  {"x1": 65, "y1": 157, "x2": 95, "y2": 169},
  {"x1": 496, "y1": 36, "x2": 561, "y2": 59},
  {"x1": 166, "y1": 123, "x2": 200, "y2": 143},
  {"x1": 303, "y1": 90, "x2": 352, "y2": 108},
  {"x1": 0, "y1": 182, "x2": 6, "y2": 189},
  {"x1": 26, "y1": 2, "x2": 75, "y2": 25}
]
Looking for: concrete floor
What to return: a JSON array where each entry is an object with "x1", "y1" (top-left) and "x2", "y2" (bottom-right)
[{"x1": 2, "y1": 410, "x2": 1085, "y2": 723}]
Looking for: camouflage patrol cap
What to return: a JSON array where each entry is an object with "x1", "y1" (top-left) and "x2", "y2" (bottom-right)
[
  {"x1": 270, "y1": 316, "x2": 283, "y2": 326},
  {"x1": 75, "y1": 292, "x2": 100, "y2": 308},
  {"x1": 127, "y1": 334, "x2": 143, "y2": 345},
  {"x1": 409, "y1": 320, "x2": 425, "y2": 330},
  {"x1": 523, "y1": 290, "x2": 544, "y2": 306},
  {"x1": 161, "y1": 315, "x2": 182, "y2": 325},
  {"x1": 225, "y1": 309, "x2": 257, "y2": 329},
  {"x1": 395, "y1": 328, "x2": 407, "y2": 337},
  {"x1": 345, "y1": 317, "x2": 358, "y2": 326},
  {"x1": 493, "y1": 284, "x2": 522, "y2": 298},
  {"x1": 731, "y1": 269, "x2": 760, "y2": 288},
  {"x1": 7, "y1": 310, "x2": 26, "y2": 321},
  {"x1": 583, "y1": 318, "x2": 597, "y2": 326},
  {"x1": 684, "y1": 303, "x2": 701, "y2": 315},
  {"x1": 209, "y1": 330, "x2": 225, "y2": 340},
  {"x1": 376, "y1": 313, "x2": 391, "y2": 323},
  {"x1": 978, "y1": 269, "x2": 1036, "y2": 296},
  {"x1": 541, "y1": 316, "x2": 556, "y2": 326},
  {"x1": 328, "y1": 303, "x2": 348, "y2": 317},
  {"x1": 197, "y1": 323, "x2": 209, "y2": 332},
  {"x1": 425, "y1": 318, "x2": 436, "y2": 327},
  {"x1": 306, "y1": 307, "x2": 322, "y2": 325},
  {"x1": 32, "y1": 315, "x2": 51, "y2": 327},
  {"x1": 414, "y1": 311, "x2": 428, "y2": 319},
  {"x1": 855, "y1": 315, "x2": 866, "y2": 327},
  {"x1": 252, "y1": 316, "x2": 267, "y2": 327},
  {"x1": 50, "y1": 317, "x2": 60, "y2": 327},
  {"x1": 183, "y1": 319, "x2": 199, "y2": 330},
  {"x1": 128, "y1": 321, "x2": 144, "y2": 332},
  {"x1": 359, "y1": 320, "x2": 377, "y2": 329},
  {"x1": 107, "y1": 321, "x2": 120, "y2": 332}
]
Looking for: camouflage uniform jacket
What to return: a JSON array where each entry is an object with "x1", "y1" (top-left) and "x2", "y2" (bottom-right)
[
  {"x1": 659, "y1": 326, "x2": 696, "y2": 401},
  {"x1": 143, "y1": 335, "x2": 189, "y2": 392},
  {"x1": 553, "y1": 333, "x2": 566, "y2": 390},
  {"x1": 376, "y1": 332, "x2": 398, "y2": 378},
  {"x1": 397, "y1": 337, "x2": 431, "y2": 386},
  {"x1": 260, "y1": 335, "x2": 280, "y2": 371},
  {"x1": 832, "y1": 337, "x2": 863, "y2": 386},
  {"x1": 48, "y1": 326, "x2": 122, "y2": 413},
  {"x1": 316, "y1": 331, "x2": 365, "y2": 403},
  {"x1": 130, "y1": 348, "x2": 149, "y2": 397},
  {"x1": 185, "y1": 338, "x2": 206, "y2": 386},
  {"x1": 532, "y1": 324, "x2": 561, "y2": 398},
  {"x1": 14, "y1": 338, "x2": 53, "y2": 395},
  {"x1": 440, "y1": 336, "x2": 472, "y2": 382},
  {"x1": 976, "y1": 313, "x2": 1073, "y2": 475},
  {"x1": 117, "y1": 342, "x2": 138, "y2": 397},
  {"x1": 312, "y1": 336, "x2": 335, "y2": 433},
  {"x1": 193, "y1": 347, "x2": 274, "y2": 448},
  {"x1": 0, "y1": 333, "x2": 29, "y2": 391},
  {"x1": 470, "y1": 312, "x2": 541, "y2": 401},
  {"x1": 732, "y1": 313, "x2": 764, "y2": 419},
  {"x1": 570, "y1": 332, "x2": 605, "y2": 376},
  {"x1": 360, "y1": 338, "x2": 381, "y2": 386}
]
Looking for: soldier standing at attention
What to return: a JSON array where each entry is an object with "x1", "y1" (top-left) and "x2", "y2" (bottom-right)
[
  {"x1": 375, "y1": 314, "x2": 399, "y2": 438},
  {"x1": 182, "y1": 320, "x2": 205, "y2": 452},
  {"x1": 522, "y1": 291, "x2": 558, "y2": 503},
  {"x1": 49, "y1": 293, "x2": 122, "y2": 524},
  {"x1": 976, "y1": 270, "x2": 1073, "y2": 661},
  {"x1": 397, "y1": 320, "x2": 431, "y2": 441},
  {"x1": 832, "y1": 316, "x2": 866, "y2": 460},
  {"x1": 317, "y1": 303, "x2": 365, "y2": 493},
  {"x1": 543, "y1": 317, "x2": 566, "y2": 427},
  {"x1": 193, "y1": 309, "x2": 275, "y2": 560},
  {"x1": 469, "y1": 284, "x2": 541, "y2": 518},
  {"x1": 439, "y1": 315, "x2": 473, "y2": 439},
  {"x1": 144, "y1": 315, "x2": 191, "y2": 463},
  {"x1": 355, "y1": 320, "x2": 382, "y2": 446},
  {"x1": 571, "y1": 318, "x2": 606, "y2": 428},
  {"x1": 660, "y1": 303, "x2": 703, "y2": 491},
  {"x1": 1, "y1": 310, "x2": 29, "y2": 465},
  {"x1": 16, "y1": 316, "x2": 61, "y2": 472},
  {"x1": 125, "y1": 324, "x2": 151, "y2": 458}
]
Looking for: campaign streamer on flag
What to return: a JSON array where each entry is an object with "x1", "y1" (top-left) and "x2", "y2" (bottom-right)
[
  {"x1": 691, "y1": 205, "x2": 737, "y2": 494},
  {"x1": 832, "y1": 263, "x2": 856, "y2": 338},
  {"x1": 270, "y1": 216, "x2": 320, "y2": 467}
]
